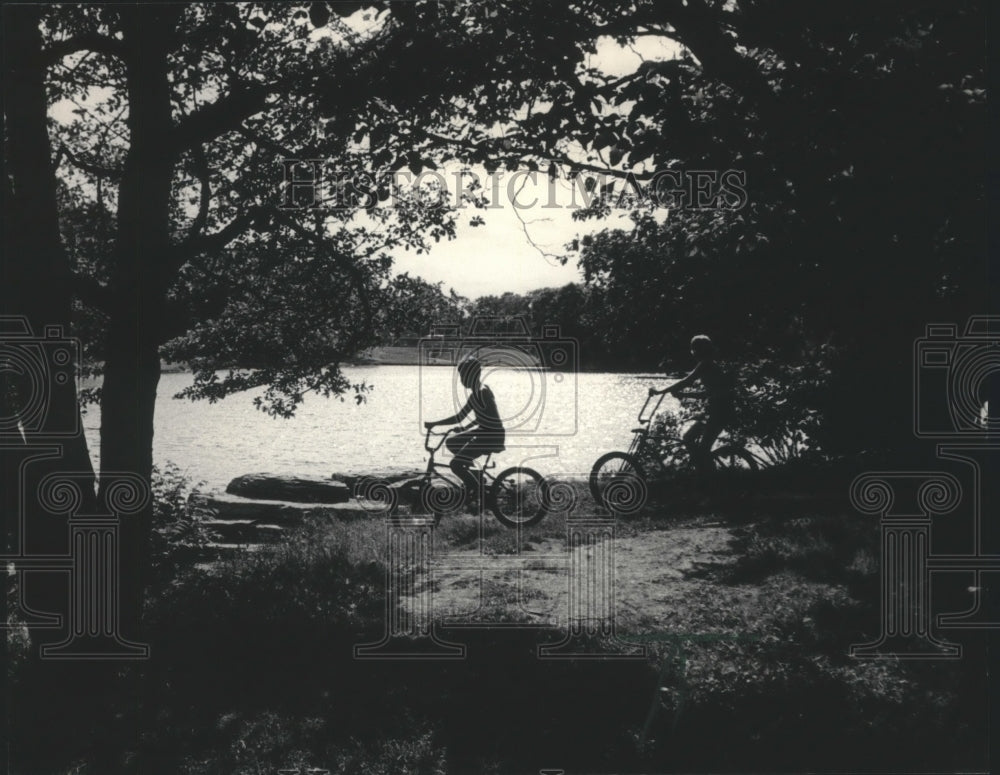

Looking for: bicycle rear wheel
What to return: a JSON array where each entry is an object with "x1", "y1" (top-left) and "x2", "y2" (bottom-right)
[
  {"x1": 589, "y1": 452, "x2": 648, "y2": 515},
  {"x1": 489, "y1": 467, "x2": 549, "y2": 528}
]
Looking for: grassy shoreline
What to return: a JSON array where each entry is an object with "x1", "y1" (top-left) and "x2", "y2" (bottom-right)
[{"x1": 6, "y1": 474, "x2": 989, "y2": 774}]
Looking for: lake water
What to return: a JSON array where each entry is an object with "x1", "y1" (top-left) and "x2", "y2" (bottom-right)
[{"x1": 82, "y1": 366, "x2": 682, "y2": 490}]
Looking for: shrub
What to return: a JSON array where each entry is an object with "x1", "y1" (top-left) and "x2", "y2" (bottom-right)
[
  {"x1": 732, "y1": 351, "x2": 829, "y2": 465},
  {"x1": 148, "y1": 462, "x2": 218, "y2": 589},
  {"x1": 646, "y1": 347, "x2": 831, "y2": 468}
]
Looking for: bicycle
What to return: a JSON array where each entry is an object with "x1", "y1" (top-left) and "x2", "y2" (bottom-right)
[
  {"x1": 418, "y1": 427, "x2": 550, "y2": 528},
  {"x1": 589, "y1": 391, "x2": 758, "y2": 514}
]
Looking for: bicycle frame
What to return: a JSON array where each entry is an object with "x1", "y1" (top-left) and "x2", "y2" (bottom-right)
[
  {"x1": 632, "y1": 392, "x2": 765, "y2": 469},
  {"x1": 624, "y1": 392, "x2": 666, "y2": 461},
  {"x1": 423, "y1": 427, "x2": 497, "y2": 489}
]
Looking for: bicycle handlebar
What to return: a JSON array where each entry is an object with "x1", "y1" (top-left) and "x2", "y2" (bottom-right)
[
  {"x1": 424, "y1": 426, "x2": 458, "y2": 454},
  {"x1": 638, "y1": 391, "x2": 667, "y2": 425}
]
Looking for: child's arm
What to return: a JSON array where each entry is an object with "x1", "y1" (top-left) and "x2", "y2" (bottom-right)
[
  {"x1": 649, "y1": 362, "x2": 703, "y2": 396},
  {"x1": 425, "y1": 400, "x2": 472, "y2": 429}
]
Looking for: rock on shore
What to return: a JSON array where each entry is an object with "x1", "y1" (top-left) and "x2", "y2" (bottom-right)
[
  {"x1": 225, "y1": 473, "x2": 352, "y2": 503},
  {"x1": 191, "y1": 471, "x2": 426, "y2": 549}
]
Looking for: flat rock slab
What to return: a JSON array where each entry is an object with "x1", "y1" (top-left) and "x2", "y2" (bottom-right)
[
  {"x1": 226, "y1": 473, "x2": 351, "y2": 503},
  {"x1": 331, "y1": 470, "x2": 425, "y2": 492},
  {"x1": 190, "y1": 492, "x2": 374, "y2": 525}
]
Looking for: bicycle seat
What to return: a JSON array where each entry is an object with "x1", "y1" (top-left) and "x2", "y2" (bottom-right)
[{"x1": 631, "y1": 427, "x2": 649, "y2": 434}]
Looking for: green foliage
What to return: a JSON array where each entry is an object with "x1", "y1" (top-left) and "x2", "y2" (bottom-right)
[
  {"x1": 148, "y1": 463, "x2": 217, "y2": 589},
  {"x1": 729, "y1": 354, "x2": 830, "y2": 464},
  {"x1": 726, "y1": 513, "x2": 879, "y2": 587}
]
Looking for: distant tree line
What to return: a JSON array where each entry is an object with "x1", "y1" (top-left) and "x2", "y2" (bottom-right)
[{"x1": 385, "y1": 212, "x2": 819, "y2": 376}]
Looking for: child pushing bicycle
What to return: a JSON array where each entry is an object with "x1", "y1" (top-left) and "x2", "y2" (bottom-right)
[
  {"x1": 649, "y1": 335, "x2": 736, "y2": 474},
  {"x1": 424, "y1": 355, "x2": 506, "y2": 509}
]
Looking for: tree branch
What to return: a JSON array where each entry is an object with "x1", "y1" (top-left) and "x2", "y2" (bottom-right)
[
  {"x1": 54, "y1": 143, "x2": 122, "y2": 179},
  {"x1": 42, "y1": 33, "x2": 129, "y2": 67},
  {"x1": 186, "y1": 145, "x2": 211, "y2": 242},
  {"x1": 170, "y1": 82, "x2": 272, "y2": 151},
  {"x1": 651, "y1": 0, "x2": 775, "y2": 104},
  {"x1": 237, "y1": 125, "x2": 298, "y2": 160},
  {"x1": 274, "y1": 212, "x2": 375, "y2": 344},
  {"x1": 173, "y1": 205, "x2": 268, "y2": 262},
  {"x1": 415, "y1": 128, "x2": 661, "y2": 182}
]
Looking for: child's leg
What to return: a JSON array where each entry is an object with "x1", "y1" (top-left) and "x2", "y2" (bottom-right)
[
  {"x1": 682, "y1": 419, "x2": 704, "y2": 454},
  {"x1": 682, "y1": 419, "x2": 710, "y2": 471},
  {"x1": 449, "y1": 457, "x2": 482, "y2": 503},
  {"x1": 693, "y1": 416, "x2": 724, "y2": 474},
  {"x1": 447, "y1": 431, "x2": 486, "y2": 505}
]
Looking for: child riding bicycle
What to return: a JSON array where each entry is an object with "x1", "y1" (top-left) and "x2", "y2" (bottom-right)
[
  {"x1": 649, "y1": 335, "x2": 735, "y2": 474},
  {"x1": 424, "y1": 355, "x2": 506, "y2": 508}
]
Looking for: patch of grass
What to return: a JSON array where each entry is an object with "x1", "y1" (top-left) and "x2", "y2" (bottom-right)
[
  {"x1": 174, "y1": 714, "x2": 446, "y2": 775},
  {"x1": 434, "y1": 502, "x2": 570, "y2": 555},
  {"x1": 725, "y1": 512, "x2": 880, "y2": 589}
]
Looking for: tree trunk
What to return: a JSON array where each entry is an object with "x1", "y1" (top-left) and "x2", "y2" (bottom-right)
[
  {"x1": 97, "y1": 5, "x2": 180, "y2": 643},
  {"x1": 2, "y1": 4, "x2": 96, "y2": 640}
]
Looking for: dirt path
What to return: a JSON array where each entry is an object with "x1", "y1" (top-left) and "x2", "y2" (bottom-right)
[{"x1": 406, "y1": 518, "x2": 847, "y2": 638}]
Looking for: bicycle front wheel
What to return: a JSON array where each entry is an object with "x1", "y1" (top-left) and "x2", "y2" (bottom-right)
[
  {"x1": 489, "y1": 467, "x2": 549, "y2": 528},
  {"x1": 589, "y1": 452, "x2": 648, "y2": 515}
]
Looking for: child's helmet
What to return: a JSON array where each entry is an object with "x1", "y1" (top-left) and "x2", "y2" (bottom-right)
[
  {"x1": 457, "y1": 356, "x2": 482, "y2": 382},
  {"x1": 690, "y1": 335, "x2": 714, "y2": 356}
]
